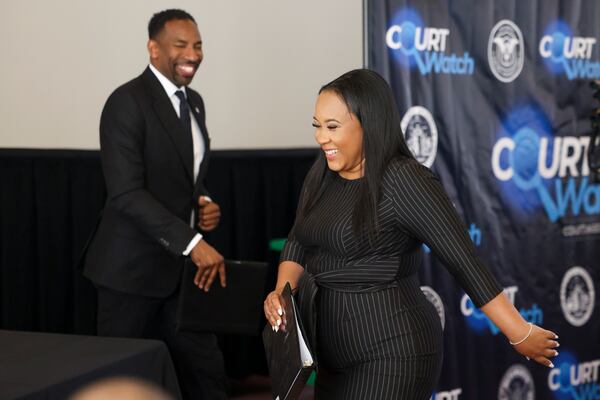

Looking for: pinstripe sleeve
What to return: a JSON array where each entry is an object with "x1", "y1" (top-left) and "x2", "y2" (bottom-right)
[
  {"x1": 280, "y1": 233, "x2": 306, "y2": 266},
  {"x1": 279, "y1": 187, "x2": 307, "y2": 267},
  {"x1": 388, "y1": 160, "x2": 502, "y2": 307}
]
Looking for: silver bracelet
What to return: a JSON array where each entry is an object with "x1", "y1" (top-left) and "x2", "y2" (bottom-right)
[{"x1": 509, "y1": 322, "x2": 533, "y2": 345}]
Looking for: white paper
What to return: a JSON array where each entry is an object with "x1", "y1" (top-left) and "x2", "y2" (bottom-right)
[{"x1": 291, "y1": 295, "x2": 313, "y2": 367}]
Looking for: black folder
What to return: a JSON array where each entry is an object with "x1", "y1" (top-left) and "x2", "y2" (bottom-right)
[
  {"x1": 262, "y1": 283, "x2": 316, "y2": 400},
  {"x1": 176, "y1": 259, "x2": 268, "y2": 335}
]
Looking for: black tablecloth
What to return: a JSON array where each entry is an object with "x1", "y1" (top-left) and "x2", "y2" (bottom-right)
[{"x1": 0, "y1": 330, "x2": 181, "y2": 400}]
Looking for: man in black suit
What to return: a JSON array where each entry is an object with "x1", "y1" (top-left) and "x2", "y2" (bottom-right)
[{"x1": 83, "y1": 9, "x2": 227, "y2": 399}]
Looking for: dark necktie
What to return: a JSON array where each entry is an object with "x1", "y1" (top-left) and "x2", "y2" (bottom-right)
[
  {"x1": 174, "y1": 90, "x2": 194, "y2": 173},
  {"x1": 174, "y1": 90, "x2": 192, "y2": 138}
]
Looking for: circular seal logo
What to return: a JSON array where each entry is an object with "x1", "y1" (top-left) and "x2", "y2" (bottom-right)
[
  {"x1": 560, "y1": 266, "x2": 595, "y2": 327},
  {"x1": 498, "y1": 364, "x2": 535, "y2": 400},
  {"x1": 401, "y1": 106, "x2": 438, "y2": 167},
  {"x1": 420, "y1": 286, "x2": 445, "y2": 330},
  {"x1": 488, "y1": 19, "x2": 525, "y2": 83}
]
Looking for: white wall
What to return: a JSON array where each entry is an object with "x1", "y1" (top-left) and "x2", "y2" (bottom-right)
[{"x1": 0, "y1": 1, "x2": 363, "y2": 150}]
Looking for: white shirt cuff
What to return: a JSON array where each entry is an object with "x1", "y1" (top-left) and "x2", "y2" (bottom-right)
[{"x1": 183, "y1": 233, "x2": 203, "y2": 256}]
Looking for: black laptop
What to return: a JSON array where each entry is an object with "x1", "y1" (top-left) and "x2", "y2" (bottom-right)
[{"x1": 176, "y1": 259, "x2": 269, "y2": 335}]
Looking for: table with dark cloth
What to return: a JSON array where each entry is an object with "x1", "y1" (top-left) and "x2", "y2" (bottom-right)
[{"x1": 0, "y1": 330, "x2": 181, "y2": 400}]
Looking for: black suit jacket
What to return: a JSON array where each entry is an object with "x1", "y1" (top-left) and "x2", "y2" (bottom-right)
[{"x1": 83, "y1": 67, "x2": 211, "y2": 297}]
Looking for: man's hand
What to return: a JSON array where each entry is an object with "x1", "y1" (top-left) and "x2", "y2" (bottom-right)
[
  {"x1": 197, "y1": 196, "x2": 220, "y2": 231},
  {"x1": 190, "y1": 239, "x2": 226, "y2": 292}
]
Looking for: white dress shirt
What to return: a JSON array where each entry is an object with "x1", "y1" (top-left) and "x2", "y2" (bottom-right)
[{"x1": 149, "y1": 64, "x2": 205, "y2": 255}]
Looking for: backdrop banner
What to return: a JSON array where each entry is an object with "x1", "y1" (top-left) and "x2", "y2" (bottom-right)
[{"x1": 367, "y1": 1, "x2": 599, "y2": 399}]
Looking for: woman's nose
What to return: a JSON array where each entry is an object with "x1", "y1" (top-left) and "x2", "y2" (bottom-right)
[{"x1": 315, "y1": 129, "x2": 330, "y2": 145}]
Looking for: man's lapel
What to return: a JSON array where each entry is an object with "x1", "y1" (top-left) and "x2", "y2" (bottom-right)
[{"x1": 142, "y1": 67, "x2": 194, "y2": 183}]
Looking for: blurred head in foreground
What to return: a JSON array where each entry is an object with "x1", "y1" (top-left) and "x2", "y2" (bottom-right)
[{"x1": 70, "y1": 377, "x2": 174, "y2": 400}]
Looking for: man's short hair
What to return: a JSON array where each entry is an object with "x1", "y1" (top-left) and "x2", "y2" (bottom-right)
[{"x1": 148, "y1": 9, "x2": 196, "y2": 39}]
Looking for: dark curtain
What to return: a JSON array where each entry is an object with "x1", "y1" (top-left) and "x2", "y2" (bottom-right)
[{"x1": 0, "y1": 148, "x2": 317, "y2": 378}]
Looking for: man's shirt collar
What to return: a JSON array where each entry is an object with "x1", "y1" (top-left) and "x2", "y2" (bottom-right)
[{"x1": 149, "y1": 63, "x2": 186, "y2": 99}]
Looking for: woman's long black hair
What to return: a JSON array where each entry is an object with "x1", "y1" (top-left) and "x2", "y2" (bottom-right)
[{"x1": 297, "y1": 69, "x2": 414, "y2": 243}]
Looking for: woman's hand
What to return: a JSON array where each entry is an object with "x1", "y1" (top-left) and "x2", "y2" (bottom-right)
[
  {"x1": 510, "y1": 323, "x2": 559, "y2": 368},
  {"x1": 264, "y1": 267, "x2": 303, "y2": 333},
  {"x1": 480, "y1": 292, "x2": 559, "y2": 368},
  {"x1": 263, "y1": 290, "x2": 285, "y2": 332}
]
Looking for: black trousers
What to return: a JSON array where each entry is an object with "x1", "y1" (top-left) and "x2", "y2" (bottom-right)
[{"x1": 96, "y1": 286, "x2": 227, "y2": 400}]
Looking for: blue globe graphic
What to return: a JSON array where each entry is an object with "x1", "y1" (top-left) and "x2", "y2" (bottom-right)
[
  {"x1": 400, "y1": 21, "x2": 416, "y2": 52},
  {"x1": 551, "y1": 32, "x2": 566, "y2": 61},
  {"x1": 512, "y1": 129, "x2": 540, "y2": 190}
]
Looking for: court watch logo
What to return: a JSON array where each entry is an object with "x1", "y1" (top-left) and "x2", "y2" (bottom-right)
[
  {"x1": 401, "y1": 106, "x2": 438, "y2": 167},
  {"x1": 548, "y1": 352, "x2": 600, "y2": 399},
  {"x1": 539, "y1": 20, "x2": 600, "y2": 80},
  {"x1": 488, "y1": 19, "x2": 525, "y2": 82},
  {"x1": 421, "y1": 286, "x2": 445, "y2": 330},
  {"x1": 491, "y1": 104, "x2": 600, "y2": 228},
  {"x1": 386, "y1": 7, "x2": 474, "y2": 75},
  {"x1": 431, "y1": 388, "x2": 462, "y2": 400},
  {"x1": 560, "y1": 266, "x2": 595, "y2": 327}
]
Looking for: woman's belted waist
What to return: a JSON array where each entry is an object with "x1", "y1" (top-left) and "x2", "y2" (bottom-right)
[{"x1": 295, "y1": 268, "x2": 419, "y2": 365}]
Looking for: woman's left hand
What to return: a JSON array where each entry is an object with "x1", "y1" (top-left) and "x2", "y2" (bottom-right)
[{"x1": 511, "y1": 324, "x2": 559, "y2": 368}]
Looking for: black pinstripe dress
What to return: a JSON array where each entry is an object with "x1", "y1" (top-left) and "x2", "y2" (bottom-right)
[{"x1": 281, "y1": 158, "x2": 502, "y2": 399}]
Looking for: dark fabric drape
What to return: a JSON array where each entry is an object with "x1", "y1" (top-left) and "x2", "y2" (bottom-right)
[{"x1": 0, "y1": 148, "x2": 317, "y2": 378}]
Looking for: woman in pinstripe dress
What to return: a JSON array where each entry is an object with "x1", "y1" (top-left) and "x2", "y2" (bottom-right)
[{"x1": 263, "y1": 69, "x2": 559, "y2": 399}]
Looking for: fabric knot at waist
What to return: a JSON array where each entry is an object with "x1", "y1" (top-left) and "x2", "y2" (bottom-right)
[{"x1": 295, "y1": 259, "x2": 421, "y2": 365}]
